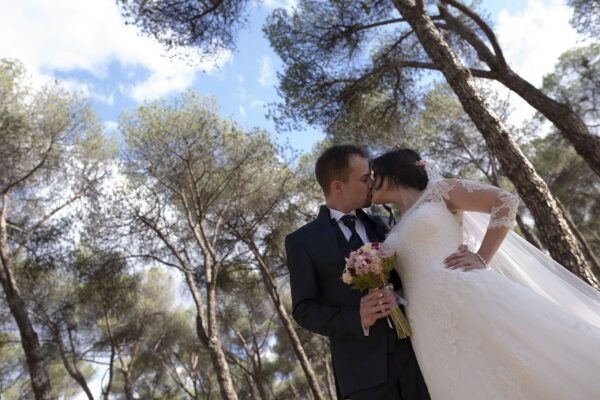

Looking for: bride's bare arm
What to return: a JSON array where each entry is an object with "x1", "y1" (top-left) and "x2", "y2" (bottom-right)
[{"x1": 441, "y1": 179, "x2": 519, "y2": 269}]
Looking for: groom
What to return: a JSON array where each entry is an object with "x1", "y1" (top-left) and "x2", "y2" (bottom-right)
[{"x1": 285, "y1": 145, "x2": 429, "y2": 399}]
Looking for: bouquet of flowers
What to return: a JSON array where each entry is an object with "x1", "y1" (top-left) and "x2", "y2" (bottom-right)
[{"x1": 342, "y1": 242, "x2": 412, "y2": 339}]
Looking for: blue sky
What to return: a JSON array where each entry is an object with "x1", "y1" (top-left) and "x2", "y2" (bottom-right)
[{"x1": 0, "y1": 0, "x2": 582, "y2": 154}]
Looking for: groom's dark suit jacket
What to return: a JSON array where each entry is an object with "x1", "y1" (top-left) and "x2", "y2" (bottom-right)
[{"x1": 285, "y1": 205, "x2": 404, "y2": 397}]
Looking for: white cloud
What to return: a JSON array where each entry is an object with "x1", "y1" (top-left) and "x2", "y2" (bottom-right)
[
  {"x1": 493, "y1": 0, "x2": 580, "y2": 126},
  {"x1": 94, "y1": 92, "x2": 116, "y2": 106},
  {"x1": 126, "y1": 50, "x2": 230, "y2": 102},
  {"x1": 263, "y1": 0, "x2": 298, "y2": 13},
  {"x1": 0, "y1": 0, "x2": 232, "y2": 102},
  {"x1": 103, "y1": 120, "x2": 119, "y2": 131},
  {"x1": 239, "y1": 105, "x2": 247, "y2": 117},
  {"x1": 61, "y1": 79, "x2": 115, "y2": 106},
  {"x1": 258, "y1": 56, "x2": 275, "y2": 87},
  {"x1": 496, "y1": 0, "x2": 578, "y2": 88}
]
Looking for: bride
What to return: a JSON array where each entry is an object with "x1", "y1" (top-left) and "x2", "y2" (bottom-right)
[{"x1": 370, "y1": 148, "x2": 600, "y2": 399}]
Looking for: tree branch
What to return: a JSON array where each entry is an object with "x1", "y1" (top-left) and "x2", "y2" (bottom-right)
[
  {"x1": 395, "y1": 60, "x2": 497, "y2": 79},
  {"x1": 14, "y1": 191, "x2": 85, "y2": 259},
  {"x1": 161, "y1": 356, "x2": 197, "y2": 399},
  {"x1": 137, "y1": 214, "x2": 192, "y2": 273},
  {"x1": 440, "y1": 0, "x2": 507, "y2": 67},
  {"x1": 1, "y1": 137, "x2": 56, "y2": 196},
  {"x1": 338, "y1": 17, "x2": 407, "y2": 37}
]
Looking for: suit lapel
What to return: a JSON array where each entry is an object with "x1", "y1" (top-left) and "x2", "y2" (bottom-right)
[
  {"x1": 316, "y1": 205, "x2": 350, "y2": 264},
  {"x1": 331, "y1": 219, "x2": 352, "y2": 257}
]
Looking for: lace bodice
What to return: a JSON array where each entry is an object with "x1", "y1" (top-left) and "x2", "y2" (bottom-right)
[{"x1": 407, "y1": 178, "x2": 519, "y2": 230}]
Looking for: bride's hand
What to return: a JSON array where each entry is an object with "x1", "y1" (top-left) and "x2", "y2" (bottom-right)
[{"x1": 444, "y1": 244, "x2": 487, "y2": 271}]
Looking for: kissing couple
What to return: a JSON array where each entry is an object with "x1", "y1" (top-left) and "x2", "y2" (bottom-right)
[{"x1": 285, "y1": 145, "x2": 600, "y2": 399}]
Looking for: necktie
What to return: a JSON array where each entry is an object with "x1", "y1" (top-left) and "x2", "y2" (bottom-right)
[{"x1": 340, "y1": 214, "x2": 364, "y2": 251}]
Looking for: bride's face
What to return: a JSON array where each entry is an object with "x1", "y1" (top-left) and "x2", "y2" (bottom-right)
[{"x1": 371, "y1": 175, "x2": 396, "y2": 205}]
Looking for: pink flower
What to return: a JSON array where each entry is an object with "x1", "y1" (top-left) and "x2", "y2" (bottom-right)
[
  {"x1": 342, "y1": 270, "x2": 353, "y2": 284},
  {"x1": 342, "y1": 242, "x2": 396, "y2": 284}
]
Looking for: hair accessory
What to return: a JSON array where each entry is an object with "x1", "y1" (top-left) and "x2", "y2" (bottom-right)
[{"x1": 415, "y1": 160, "x2": 428, "y2": 168}]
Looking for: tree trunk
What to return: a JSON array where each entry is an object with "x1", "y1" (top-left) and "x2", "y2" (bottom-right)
[
  {"x1": 51, "y1": 325, "x2": 95, "y2": 400},
  {"x1": 253, "y1": 372, "x2": 269, "y2": 400},
  {"x1": 121, "y1": 369, "x2": 135, "y2": 400},
  {"x1": 113, "y1": 336, "x2": 135, "y2": 400},
  {"x1": 393, "y1": 0, "x2": 600, "y2": 289},
  {"x1": 182, "y1": 266, "x2": 238, "y2": 400},
  {"x1": 227, "y1": 330, "x2": 269, "y2": 400},
  {"x1": 248, "y1": 347, "x2": 269, "y2": 400},
  {"x1": 254, "y1": 364, "x2": 270, "y2": 400},
  {"x1": 250, "y1": 246, "x2": 325, "y2": 400},
  {"x1": 240, "y1": 325, "x2": 270, "y2": 400},
  {"x1": 555, "y1": 200, "x2": 600, "y2": 278},
  {"x1": 289, "y1": 381, "x2": 300, "y2": 398},
  {"x1": 244, "y1": 374, "x2": 261, "y2": 400},
  {"x1": 101, "y1": 340, "x2": 116, "y2": 400},
  {"x1": 206, "y1": 281, "x2": 239, "y2": 400},
  {"x1": 0, "y1": 278, "x2": 53, "y2": 400},
  {"x1": 0, "y1": 199, "x2": 52, "y2": 400}
]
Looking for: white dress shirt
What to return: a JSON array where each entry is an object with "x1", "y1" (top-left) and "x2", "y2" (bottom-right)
[
  {"x1": 328, "y1": 208, "x2": 369, "y2": 245},
  {"x1": 329, "y1": 207, "x2": 373, "y2": 335}
]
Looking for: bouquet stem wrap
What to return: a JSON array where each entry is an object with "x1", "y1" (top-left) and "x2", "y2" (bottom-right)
[{"x1": 389, "y1": 304, "x2": 412, "y2": 339}]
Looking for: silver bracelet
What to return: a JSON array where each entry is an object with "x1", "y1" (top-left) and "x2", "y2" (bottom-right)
[{"x1": 473, "y1": 252, "x2": 488, "y2": 268}]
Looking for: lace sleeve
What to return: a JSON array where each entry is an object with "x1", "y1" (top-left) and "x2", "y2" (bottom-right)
[
  {"x1": 441, "y1": 179, "x2": 520, "y2": 230},
  {"x1": 489, "y1": 191, "x2": 520, "y2": 229}
]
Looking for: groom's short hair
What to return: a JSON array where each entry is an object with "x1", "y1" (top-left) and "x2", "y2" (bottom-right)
[{"x1": 315, "y1": 145, "x2": 368, "y2": 195}]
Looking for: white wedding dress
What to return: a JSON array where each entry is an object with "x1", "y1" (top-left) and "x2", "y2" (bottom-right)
[{"x1": 384, "y1": 177, "x2": 600, "y2": 400}]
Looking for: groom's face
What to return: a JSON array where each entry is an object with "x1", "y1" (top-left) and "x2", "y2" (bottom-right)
[{"x1": 341, "y1": 154, "x2": 373, "y2": 208}]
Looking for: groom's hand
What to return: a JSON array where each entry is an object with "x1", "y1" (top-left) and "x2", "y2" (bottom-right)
[{"x1": 360, "y1": 288, "x2": 396, "y2": 329}]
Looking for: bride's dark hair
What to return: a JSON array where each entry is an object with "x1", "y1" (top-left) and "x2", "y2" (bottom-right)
[{"x1": 370, "y1": 148, "x2": 428, "y2": 191}]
